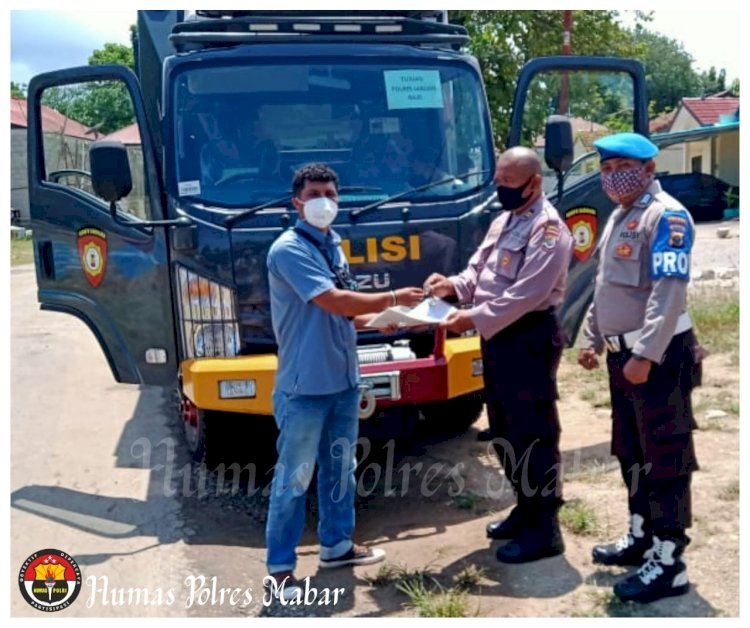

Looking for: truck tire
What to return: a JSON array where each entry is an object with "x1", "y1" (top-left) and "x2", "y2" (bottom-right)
[
  {"x1": 419, "y1": 391, "x2": 485, "y2": 438},
  {"x1": 179, "y1": 394, "x2": 211, "y2": 464}
]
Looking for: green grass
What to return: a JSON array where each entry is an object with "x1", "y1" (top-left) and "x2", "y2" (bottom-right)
[
  {"x1": 365, "y1": 562, "x2": 473, "y2": 617},
  {"x1": 11, "y1": 237, "x2": 34, "y2": 266},
  {"x1": 396, "y1": 577, "x2": 471, "y2": 618},
  {"x1": 689, "y1": 289, "x2": 740, "y2": 354},
  {"x1": 451, "y1": 564, "x2": 485, "y2": 591},
  {"x1": 559, "y1": 499, "x2": 600, "y2": 536},
  {"x1": 578, "y1": 388, "x2": 612, "y2": 409},
  {"x1": 692, "y1": 388, "x2": 740, "y2": 418},
  {"x1": 719, "y1": 480, "x2": 739, "y2": 501},
  {"x1": 364, "y1": 562, "x2": 433, "y2": 588},
  {"x1": 565, "y1": 460, "x2": 619, "y2": 484},
  {"x1": 453, "y1": 491, "x2": 479, "y2": 511}
]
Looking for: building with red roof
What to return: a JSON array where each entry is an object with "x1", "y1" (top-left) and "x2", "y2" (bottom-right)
[
  {"x1": 11, "y1": 98, "x2": 101, "y2": 222},
  {"x1": 670, "y1": 92, "x2": 739, "y2": 132},
  {"x1": 11, "y1": 97, "x2": 99, "y2": 140},
  {"x1": 653, "y1": 92, "x2": 739, "y2": 188},
  {"x1": 101, "y1": 123, "x2": 141, "y2": 145}
]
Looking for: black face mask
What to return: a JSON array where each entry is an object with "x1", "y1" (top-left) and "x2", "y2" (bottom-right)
[{"x1": 496, "y1": 176, "x2": 533, "y2": 211}]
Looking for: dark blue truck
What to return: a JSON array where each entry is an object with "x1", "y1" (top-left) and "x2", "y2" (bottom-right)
[{"x1": 26, "y1": 10, "x2": 650, "y2": 459}]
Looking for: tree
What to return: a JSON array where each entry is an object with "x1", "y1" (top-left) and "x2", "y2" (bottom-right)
[
  {"x1": 450, "y1": 10, "x2": 647, "y2": 146},
  {"x1": 699, "y1": 66, "x2": 727, "y2": 96},
  {"x1": 730, "y1": 78, "x2": 740, "y2": 97},
  {"x1": 40, "y1": 36, "x2": 137, "y2": 135},
  {"x1": 630, "y1": 27, "x2": 702, "y2": 115},
  {"x1": 88, "y1": 42, "x2": 135, "y2": 71},
  {"x1": 11, "y1": 81, "x2": 26, "y2": 99}
]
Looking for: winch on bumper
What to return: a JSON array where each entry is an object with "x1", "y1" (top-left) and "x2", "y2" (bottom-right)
[
  {"x1": 357, "y1": 331, "x2": 483, "y2": 419},
  {"x1": 357, "y1": 343, "x2": 410, "y2": 419}
]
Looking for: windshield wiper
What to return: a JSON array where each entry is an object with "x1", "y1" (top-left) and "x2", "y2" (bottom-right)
[
  {"x1": 224, "y1": 186, "x2": 385, "y2": 228},
  {"x1": 349, "y1": 169, "x2": 490, "y2": 221},
  {"x1": 225, "y1": 194, "x2": 292, "y2": 228}
]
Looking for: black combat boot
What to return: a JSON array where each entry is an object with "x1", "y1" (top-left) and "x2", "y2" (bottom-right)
[
  {"x1": 495, "y1": 502, "x2": 565, "y2": 563},
  {"x1": 592, "y1": 513, "x2": 652, "y2": 566},
  {"x1": 613, "y1": 535, "x2": 690, "y2": 603},
  {"x1": 486, "y1": 504, "x2": 526, "y2": 540}
]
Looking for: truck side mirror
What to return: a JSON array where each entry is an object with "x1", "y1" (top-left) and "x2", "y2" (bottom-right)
[
  {"x1": 544, "y1": 115, "x2": 574, "y2": 174},
  {"x1": 90, "y1": 140, "x2": 133, "y2": 203}
]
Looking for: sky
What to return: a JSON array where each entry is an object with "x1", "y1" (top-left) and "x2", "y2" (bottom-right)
[{"x1": 7, "y1": 9, "x2": 743, "y2": 87}]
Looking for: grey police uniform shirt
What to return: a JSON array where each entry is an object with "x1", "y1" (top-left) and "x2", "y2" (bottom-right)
[
  {"x1": 449, "y1": 194, "x2": 573, "y2": 341},
  {"x1": 579, "y1": 180, "x2": 695, "y2": 363}
]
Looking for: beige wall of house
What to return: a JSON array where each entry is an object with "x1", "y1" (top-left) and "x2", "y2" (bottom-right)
[
  {"x1": 716, "y1": 130, "x2": 739, "y2": 186},
  {"x1": 669, "y1": 107, "x2": 699, "y2": 132},
  {"x1": 654, "y1": 144, "x2": 684, "y2": 177},
  {"x1": 685, "y1": 139, "x2": 712, "y2": 176}
]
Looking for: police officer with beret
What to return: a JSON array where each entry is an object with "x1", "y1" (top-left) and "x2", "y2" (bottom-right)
[
  {"x1": 426, "y1": 146, "x2": 573, "y2": 563},
  {"x1": 578, "y1": 133, "x2": 700, "y2": 603}
]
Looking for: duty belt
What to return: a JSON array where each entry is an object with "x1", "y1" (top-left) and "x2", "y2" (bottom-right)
[{"x1": 603, "y1": 312, "x2": 693, "y2": 353}]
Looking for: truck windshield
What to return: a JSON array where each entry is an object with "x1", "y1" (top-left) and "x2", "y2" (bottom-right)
[{"x1": 172, "y1": 60, "x2": 493, "y2": 208}]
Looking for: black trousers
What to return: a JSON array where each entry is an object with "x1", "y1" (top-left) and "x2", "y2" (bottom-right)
[
  {"x1": 481, "y1": 308, "x2": 564, "y2": 511},
  {"x1": 607, "y1": 330, "x2": 700, "y2": 537}
]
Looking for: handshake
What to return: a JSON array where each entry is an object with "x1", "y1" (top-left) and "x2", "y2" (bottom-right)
[{"x1": 383, "y1": 272, "x2": 459, "y2": 309}]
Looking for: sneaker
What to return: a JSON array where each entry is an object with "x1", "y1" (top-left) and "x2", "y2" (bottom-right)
[
  {"x1": 592, "y1": 514, "x2": 651, "y2": 566},
  {"x1": 265, "y1": 571, "x2": 302, "y2": 603},
  {"x1": 319, "y1": 544, "x2": 386, "y2": 569},
  {"x1": 613, "y1": 536, "x2": 690, "y2": 603}
]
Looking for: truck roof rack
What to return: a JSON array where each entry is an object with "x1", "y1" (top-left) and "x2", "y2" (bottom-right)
[
  {"x1": 169, "y1": 12, "x2": 469, "y2": 53},
  {"x1": 192, "y1": 11, "x2": 449, "y2": 23}
]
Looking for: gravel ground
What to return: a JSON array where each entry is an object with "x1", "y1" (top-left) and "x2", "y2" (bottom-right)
[{"x1": 691, "y1": 219, "x2": 740, "y2": 278}]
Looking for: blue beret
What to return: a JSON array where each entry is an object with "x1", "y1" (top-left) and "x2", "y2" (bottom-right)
[{"x1": 593, "y1": 132, "x2": 659, "y2": 161}]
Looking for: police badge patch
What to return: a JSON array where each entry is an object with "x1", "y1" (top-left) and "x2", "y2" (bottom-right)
[
  {"x1": 669, "y1": 231, "x2": 685, "y2": 248},
  {"x1": 77, "y1": 227, "x2": 108, "y2": 287},
  {"x1": 542, "y1": 222, "x2": 560, "y2": 251},
  {"x1": 651, "y1": 208, "x2": 693, "y2": 280}
]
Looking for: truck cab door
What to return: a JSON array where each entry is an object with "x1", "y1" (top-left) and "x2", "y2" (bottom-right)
[
  {"x1": 506, "y1": 56, "x2": 648, "y2": 343},
  {"x1": 27, "y1": 65, "x2": 179, "y2": 385}
]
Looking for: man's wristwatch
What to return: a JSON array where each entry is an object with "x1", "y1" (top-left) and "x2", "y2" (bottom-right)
[{"x1": 632, "y1": 354, "x2": 649, "y2": 362}]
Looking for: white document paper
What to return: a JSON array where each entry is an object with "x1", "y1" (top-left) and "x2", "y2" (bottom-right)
[{"x1": 365, "y1": 298, "x2": 456, "y2": 329}]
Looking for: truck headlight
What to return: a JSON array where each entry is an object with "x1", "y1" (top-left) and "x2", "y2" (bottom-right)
[{"x1": 176, "y1": 265, "x2": 240, "y2": 359}]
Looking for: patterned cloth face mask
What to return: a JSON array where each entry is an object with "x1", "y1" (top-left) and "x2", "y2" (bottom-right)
[{"x1": 601, "y1": 166, "x2": 650, "y2": 204}]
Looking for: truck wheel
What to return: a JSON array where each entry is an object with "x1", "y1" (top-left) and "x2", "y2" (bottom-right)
[
  {"x1": 179, "y1": 394, "x2": 209, "y2": 463},
  {"x1": 419, "y1": 391, "x2": 485, "y2": 438}
]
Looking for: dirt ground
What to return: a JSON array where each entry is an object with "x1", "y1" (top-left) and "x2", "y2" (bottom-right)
[
  {"x1": 267, "y1": 350, "x2": 738, "y2": 618},
  {"x1": 261, "y1": 221, "x2": 740, "y2": 618},
  {"x1": 10, "y1": 221, "x2": 738, "y2": 618}
]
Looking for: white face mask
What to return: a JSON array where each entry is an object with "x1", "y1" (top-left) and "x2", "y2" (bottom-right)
[{"x1": 303, "y1": 196, "x2": 338, "y2": 229}]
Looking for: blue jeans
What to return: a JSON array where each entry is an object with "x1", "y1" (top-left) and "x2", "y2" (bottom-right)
[{"x1": 266, "y1": 386, "x2": 359, "y2": 574}]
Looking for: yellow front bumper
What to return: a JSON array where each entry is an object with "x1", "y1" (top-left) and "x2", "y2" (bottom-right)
[
  {"x1": 180, "y1": 336, "x2": 483, "y2": 415},
  {"x1": 182, "y1": 354, "x2": 278, "y2": 415}
]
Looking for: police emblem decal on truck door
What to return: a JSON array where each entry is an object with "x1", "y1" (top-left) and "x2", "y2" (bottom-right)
[
  {"x1": 77, "y1": 227, "x2": 107, "y2": 288},
  {"x1": 564, "y1": 207, "x2": 598, "y2": 261}
]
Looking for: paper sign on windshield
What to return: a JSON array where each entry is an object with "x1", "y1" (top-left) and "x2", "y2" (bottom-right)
[{"x1": 384, "y1": 70, "x2": 444, "y2": 110}]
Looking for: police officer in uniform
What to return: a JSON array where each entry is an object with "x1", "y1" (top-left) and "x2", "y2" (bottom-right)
[
  {"x1": 426, "y1": 147, "x2": 573, "y2": 563},
  {"x1": 578, "y1": 133, "x2": 700, "y2": 603}
]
